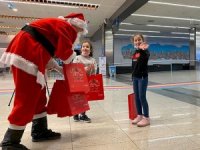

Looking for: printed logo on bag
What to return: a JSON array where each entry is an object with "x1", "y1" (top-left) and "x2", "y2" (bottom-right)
[
  {"x1": 71, "y1": 94, "x2": 84, "y2": 101},
  {"x1": 70, "y1": 67, "x2": 84, "y2": 81},
  {"x1": 89, "y1": 79, "x2": 100, "y2": 92}
]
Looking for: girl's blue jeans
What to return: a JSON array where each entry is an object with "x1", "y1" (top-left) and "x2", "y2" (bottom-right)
[{"x1": 133, "y1": 77, "x2": 149, "y2": 118}]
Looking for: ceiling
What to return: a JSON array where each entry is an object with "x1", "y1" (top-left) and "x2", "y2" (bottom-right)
[
  {"x1": 116, "y1": 0, "x2": 200, "y2": 41},
  {"x1": 0, "y1": 0, "x2": 126, "y2": 37},
  {"x1": 1, "y1": 0, "x2": 200, "y2": 41}
]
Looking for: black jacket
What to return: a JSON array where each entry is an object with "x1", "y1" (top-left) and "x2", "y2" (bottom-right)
[{"x1": 132, "y1": 49, "x2": 150, "y2": 78}]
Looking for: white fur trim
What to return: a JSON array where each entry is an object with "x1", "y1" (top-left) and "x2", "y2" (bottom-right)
[
  {"x1": 36, "y1": 71, "x2": 46, "y2": 89},
  {"x1": 63, "y1": 52, "x2": 76, "y2": 64},
  {"x1": 68, "y1": 18, "x2": 88, "y2": 35},
  {"x1": 9, "y1": 124, "x2": 26, "y2": 130},
  {"x1": 0, "y1": 52, "x2": 37, "y2": 75},
  {"x1": 58, "y1": 16, "x2": 65, "y2": 20},
  {"x1": 33, "y1": 112, "x2": 47, "y2": 120},
  {"x1": 0, "y1": 52, "x2": 45, "y2": 88}
]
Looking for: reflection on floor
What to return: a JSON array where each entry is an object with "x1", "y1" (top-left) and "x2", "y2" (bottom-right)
[{"x1": 1, "y1": 70, "x2": 200, "y2": 150}]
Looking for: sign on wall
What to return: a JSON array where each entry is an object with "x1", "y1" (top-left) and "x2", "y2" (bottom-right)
[{"x1": 99, "y1": 57, "x2": 106, "y2": 76}]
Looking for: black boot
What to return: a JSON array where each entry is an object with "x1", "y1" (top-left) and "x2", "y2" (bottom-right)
[
  {"x1": 0, "y1": 128, "x2": 29, "y2": 150},
  {"x1": 31, "y1": 116, "x2": 61, "y2": 142}
]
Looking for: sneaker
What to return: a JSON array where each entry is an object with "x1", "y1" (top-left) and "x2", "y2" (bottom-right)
[
  {"x1": 137, "y1": 117, "x2": 150, "y2": 127},
  {"x1": 132, "y1": 115, "x2": 143, "y2": 124},
  {"x1": 80, "y1": 115, "x2": 91, "y2": 123},
  {"x1": 73, "y1": 115, "x2": 80, "y2": 122}
]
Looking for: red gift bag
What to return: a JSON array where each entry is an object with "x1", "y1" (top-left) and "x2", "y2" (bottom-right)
[
  {"x1": 128, "y1": 93, "x2": 137, "y2": 120},
  {"x1": 63, "y1": 63, "x2": 89, "y2": 93},
  {"x1": 47, "y1": 80, "x2": 90, "y2": 117},
  {"x1": 86, "y1": 74, "x2": 104, "y2": 101}
]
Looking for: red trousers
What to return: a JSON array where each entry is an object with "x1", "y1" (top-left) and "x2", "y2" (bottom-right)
[{"x1": 8, "y1": 66, "x2": 47, "y2": 126}]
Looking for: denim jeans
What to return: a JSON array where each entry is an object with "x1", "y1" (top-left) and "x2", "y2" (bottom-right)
[{"x1": 133, "y1": 77, "x2": 149, "y2": 118}]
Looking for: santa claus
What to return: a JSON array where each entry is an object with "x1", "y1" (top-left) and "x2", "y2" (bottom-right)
[{"x1": 0, "y1": 13, "x2": 88, "y2": 150}]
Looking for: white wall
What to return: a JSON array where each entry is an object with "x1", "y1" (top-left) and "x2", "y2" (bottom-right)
[
  {"x1": 0, "y1": 48, "x2": 6, "y2": 68},
  {"x1": 92, "y1": 39, "x2": 104, "y2": 64},
  {"x1": 0, "y1": 35, "x2": 14, "y2": 68},
  {"x1": 0, "y1": 35, "x2": 14, "y2": 44}
]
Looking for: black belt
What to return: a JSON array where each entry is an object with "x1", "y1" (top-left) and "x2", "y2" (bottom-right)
[{"x1": 21, "y1": 25, "x2": 55, "y2": 57}]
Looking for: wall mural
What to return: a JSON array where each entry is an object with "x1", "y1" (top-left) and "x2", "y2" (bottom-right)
[
  {"x1": 121, "y1": 43, "x2": 189, "y2": 60},
  {"x1": 196, "y1": 35, "x2": 200, "y2": 61},
  {"x1": 197, "y1": 47, "x2": 200, "y2": 61}
]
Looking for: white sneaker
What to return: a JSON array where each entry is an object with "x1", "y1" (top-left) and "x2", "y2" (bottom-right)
[
  {"x1": 132, "y1": 115, "x2": 143, "y2": 124},
  {"x1": 137, "y1": 117, "x2": 150, "y2": 127}
]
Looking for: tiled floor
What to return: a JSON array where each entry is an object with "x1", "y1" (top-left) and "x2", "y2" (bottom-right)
[{"x1": 1, "y1": 70, "x2": 200, "y2": 150}]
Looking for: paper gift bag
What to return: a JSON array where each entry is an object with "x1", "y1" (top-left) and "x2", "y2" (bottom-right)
[
  {"x1": 63, "y1": 63, "x2": 89, "y2": 93},
  {"x1": 47, "y1": 80, "x2": 90, "y2": 117},
  {"x1": 86, "y1": 74, "x2": 104, "y2": 101},
  {"x1": 128, "y1": 93, "x2": 137, "y2": 120}
]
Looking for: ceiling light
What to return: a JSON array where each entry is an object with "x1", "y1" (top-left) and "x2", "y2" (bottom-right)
[
  {"x1": 119, "y1": 29, "x2": 160, "y2": 33},
  {"x1": 114, "y1": 34, "x2": 132, "y2": 36},
  {"x1": 171, "y1": 32, "x2": 190, "y2": 35},
  {"x1": 7, "y1": 2, "x2": 18, "y2": 11},
  {"x1": 121, "y1": 22, "x2": 190, "y2": 29},
  {"x1": 120, "y1": 22, "x2": 134, "y2": 26},
  {"x1": 149, "y1": 1, "x2": 200, "y2": 9},
  {"x1": 131, "y1": 14, "x2": 200, "y2": 22},
  {"x1": 114, "y1": 33, "x2": 189, "y2": 39},
  {"x1": 0, "y1": 15, "x2": 40, "y2": 20},
  {"x1": 12, "y1": 8, "x2": 18, "y2": 11},
  {"x1": 1, "y1": 0, "x2": 100, "y2": 10},
  {"x1": 0, "y1": 25, "x2": 21, "y2": 29},
  {"x1": 146, "y1": 24, "x2": 190, "y2": 29},
  {"x1": 146, "y1": 35, "x2": 189, "y2": 39},
  {"x1": 105, "y1": 31, "x2": 112, "y2": 34}
]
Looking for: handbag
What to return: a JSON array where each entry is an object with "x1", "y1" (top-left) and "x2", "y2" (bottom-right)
[
  {"x1": 47, "y1": 80, "x2": 90, "y2": 117},
  {"x1": 128, "y1": 93, "x2": 137, "y2": 120},
  {"x1": 63, "y1": 63, "x2": 89, "y2": 93},
  {"x1": 86, "y1": 74, "x2": 104, "y2": 101}
]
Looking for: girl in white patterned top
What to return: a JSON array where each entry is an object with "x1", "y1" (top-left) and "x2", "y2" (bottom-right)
[{"x1": 73, "y1": 40, "x2": 97, "y2": 123}]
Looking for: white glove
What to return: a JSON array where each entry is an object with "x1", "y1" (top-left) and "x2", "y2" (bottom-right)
[{"x1": 46, "y1": 58, "x2": 63, "y2": 75}]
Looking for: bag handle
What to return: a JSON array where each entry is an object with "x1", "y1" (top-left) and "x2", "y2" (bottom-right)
[{"x1": 88, "y1": 63, "x2": 97, "y2": 76}]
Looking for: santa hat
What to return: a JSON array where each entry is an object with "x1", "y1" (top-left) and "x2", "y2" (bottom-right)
[{"x1": 64, "y1": 13, "x2": 88, "y2": 35}]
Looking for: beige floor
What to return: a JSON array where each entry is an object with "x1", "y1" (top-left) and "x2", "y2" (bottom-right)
[{"x1": 0, "y1": 70, "x2": 200, "y2": 150}]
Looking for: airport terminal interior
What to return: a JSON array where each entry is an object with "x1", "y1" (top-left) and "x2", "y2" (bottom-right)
[
  {"x1": 1, "y1": 0, "x2": 200, "y2": 150},
  {"x1": 1, "y1": 69, "x2": 200, "y2": 150}
]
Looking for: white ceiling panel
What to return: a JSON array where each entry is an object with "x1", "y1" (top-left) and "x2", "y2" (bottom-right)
[
  {"x1": 117, "y1": 0, "x2": 200, "y2": 38},
  {"x1": 135, "y1": 4, "x2": 200, "y2": 19},
  {"x1": 150, "y1": 0, "x2": 200, "y2": 6},
  {"x1": 0, "y1": 0, "x2": 126, "y2": 36},
  {"x1": 1, "y1": 0, "x2": 200, "y2": 40}
]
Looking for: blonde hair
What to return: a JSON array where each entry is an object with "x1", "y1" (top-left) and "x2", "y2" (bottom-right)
[{"x1": 131, "y1": 33, "x2": 144, "y2": 42}]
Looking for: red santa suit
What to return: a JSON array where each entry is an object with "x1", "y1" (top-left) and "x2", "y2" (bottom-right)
[
  {"x1": 0, "y1": 18, "x2": 79, "y2": 129},
  {"x1": 0, "y1": 13, "x2": 88, "y2": 150}
]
